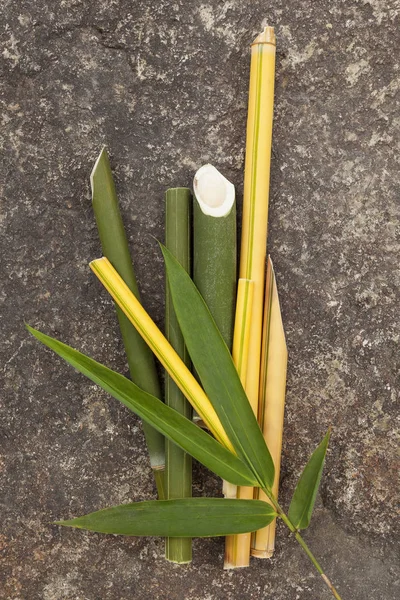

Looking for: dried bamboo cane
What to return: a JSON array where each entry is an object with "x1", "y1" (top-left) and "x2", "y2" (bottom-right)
[
  {"x1": 165, "y1": 188, "x2": 193, "y2": 564},
  {"x1": 229, "y1": 26, "x2": 276, "y2": 566},
  {"x1": 252, "y1": 257, "x2": 287, "y2": 557}
]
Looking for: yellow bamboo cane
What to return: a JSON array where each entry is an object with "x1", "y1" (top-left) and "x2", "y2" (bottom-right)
[
  {"x1": 227, "y1": 25, "x2": 276, "y2": 567},
  {"x1": 239, "y1": 25, "x2": 276, "y2": 414},
  {"x1": 252, "y1": 257, "x2": 287, "y2": 557},
  {"x1": 90, "y1": 257, "x2": 232, "y2": 452}
]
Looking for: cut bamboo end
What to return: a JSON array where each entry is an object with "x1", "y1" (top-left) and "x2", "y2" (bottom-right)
[
  {"x1": 90, "y1": 257, "x2": 233, "y2": 452},
  {"x1": 251, "y1": 547, "x2": 274, "y2": 559},
  {"x1": 252, "y1": 26, "x2": 276, "y2": 46},
  {"x1": 224, "y1": 536, "x2": 251, "y2": 569},
  {"x1": 251, "y1": 257, "x2": 287, "y2": 558},
  {"x1": 165, "y1": 547, "x2": 192, "y2": 565},
  {"x1": 165, "y1": 535, "x2": 192, "y2": 564},
  {"x1": 193, "y1": 164, "x2": 235, "y2": 218}
]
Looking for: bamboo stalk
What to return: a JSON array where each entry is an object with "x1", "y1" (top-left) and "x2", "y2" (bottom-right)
[
  {"x1": 165, "y1": 188, "x2": 192, "y2": 564},
  {"x1": 90, "y1": 257, "x2": 233, "y2": 451},
  {"x1": 90, "y1": 148, "x2": 165, "y2": 498},
  {"x1": 252, "y1": 257, "x2": 287, "y2": 557},
  {"x1": 193, "y1": 164, "x2": 237, "y2": 351},
  {"x1": 240, "y1": 25, "x2": 276, "y2": 413},
  {"x1": 224, "y1": 278, "x2": 254, "y2": 566},
  {"x1": 228, "y1": 26, "x2": 276, "y2": 566},
  {"x1": 192, "y1": 164, "x2": 237, "y2": 425}
]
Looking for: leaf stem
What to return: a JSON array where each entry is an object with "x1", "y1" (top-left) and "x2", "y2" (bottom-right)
[{"x1": 261, "y1": 489, "x2": 342, "y2": 600}]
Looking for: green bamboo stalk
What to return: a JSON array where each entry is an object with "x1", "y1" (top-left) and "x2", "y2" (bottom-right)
[
  {"x1": 91, "y1": 147, "x2": 165, "y2": 499},
  {"x1": 165, "y1": 188, "x2": 192, "y2": 564},
  {"x1": 193, "y1": 164, "x2": 237, "y2": 351},
  {"x1": 192, "y1": 164, "x2": 237, "y2": 426}
]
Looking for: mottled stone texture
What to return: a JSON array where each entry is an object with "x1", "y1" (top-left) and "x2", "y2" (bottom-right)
[{"x1": 1, "y1": 1, "x2": 399, "y2": 598}]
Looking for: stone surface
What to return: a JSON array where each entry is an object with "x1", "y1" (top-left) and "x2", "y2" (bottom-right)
[{"x1": 1, "y1": 1, "x2": 399, "y2": 598}]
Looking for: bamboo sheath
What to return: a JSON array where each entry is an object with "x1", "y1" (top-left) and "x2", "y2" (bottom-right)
[
  {"x1": 90, "y1": 148, "x2": 165, "y2": 498},
  {"x1": 252, "y1": 257, "x2": 287, "y2": 557},
  {"x1": 165, "y1": 188, "x2": 193, "y2": 563},
  {"x1": 228, "y1": 26, "x2": 276, "y2": 566}
]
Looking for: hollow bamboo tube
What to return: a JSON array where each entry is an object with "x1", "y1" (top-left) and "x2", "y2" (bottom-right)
[
  {"x1": 227, "y1": 26, "x2": 276, "y2": 567},
  {"x1": 224, "y1": 279, "x2": 254, "y2": 567},
  {"x1": 252, "y1": 257, "x2": 287, "y2": 557},
  {"x1": 165, "y1": 188, "x2": 192, "y2": 564},
  {"x1": 192, "y1": 164, "x2": 237, "y2": 425},
  {"x1": 90, "y1": 148, "x2": 165, "y2": 498},
  {"x1": 193, "y1": 164, "x2": 237, "y2": 351}
]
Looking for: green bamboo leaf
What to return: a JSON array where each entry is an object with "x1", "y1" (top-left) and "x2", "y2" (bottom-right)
[
  {"x1": 288, "y1": 430, "x2": 331, "y2": 530},
  {"x1": 56, "y1": 498, "x2": 277, "y2": 537},
  {"x1": 160, "y1": 244, "x2": 275, "y2": 489},
  {"x1": 27, "y1": 325, "x2": 258, "y2": 488}
]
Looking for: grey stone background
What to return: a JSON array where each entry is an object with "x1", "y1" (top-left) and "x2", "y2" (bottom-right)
[{"x1": 1, "y1": 1, "x2": 399, "y2": 598}]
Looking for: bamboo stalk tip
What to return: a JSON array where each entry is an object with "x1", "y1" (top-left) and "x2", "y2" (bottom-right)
[
  {"x1": 252, "y1": 26, "x2": 276, "y2": 46},
  {"x1": 165, "y1": 187, "x2": 191, "y2": 196},
  {"x1": 90, "y1": 146, "x2": 109, "y2": 189}
]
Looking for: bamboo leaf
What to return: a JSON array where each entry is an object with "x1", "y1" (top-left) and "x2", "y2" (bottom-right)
[
  {"x1": 161, "y1": 244, "x2": 275, "y2": 489},
  {"x1": 56, "y1": 498, "x2": 277, "y2": 537},
  {"x1": 26, "y1": 325, "x2": 258, "y2": 488},
  {"x1": 288, "y1": 430, "x2": 331, "y2": 530}
]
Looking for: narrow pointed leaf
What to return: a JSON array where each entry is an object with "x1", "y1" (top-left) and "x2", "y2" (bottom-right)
[
  {"x1": 160, "y1": 244, "x2": 275, "y2": 489},
  {"x1": 27, "y1": 326, "x2": 258, "y2": 487},
  {"x1": 57, "y1": 498, "x2": 277, "y2": 537},
  {"x1": 288, "y1": 430, "x2": 331, "y2": 530}
]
